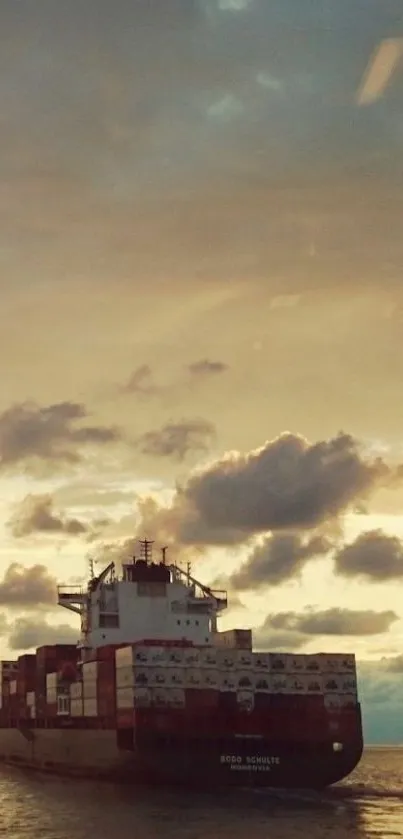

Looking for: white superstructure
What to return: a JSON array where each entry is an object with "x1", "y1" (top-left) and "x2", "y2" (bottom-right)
[{"x1": 57, "y1": 540, "x2": 228, "y2": 654}]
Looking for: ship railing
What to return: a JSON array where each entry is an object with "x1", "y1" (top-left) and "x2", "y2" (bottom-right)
[{"x1": 57, "y1": 585, "x2": 84, "y2": 597}]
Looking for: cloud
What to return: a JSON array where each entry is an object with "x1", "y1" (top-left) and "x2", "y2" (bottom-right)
[
  {"x1": 265, "y1": 607, "x2": 398, "y2": 636},
  {"x1": 381, "y1": 654, "x2": 403, "y2": 674},
  {"x1": 334, "y1": 529, "x2": 403, "y2": 581},
  {"x1": 137, "y1": 419, "x2": 216, "y2": 461},
  {"x1": 9, "y1": 493, "x2": 88, "y2": 538},
  {"x1": 0, "y1": 401, "x2": 121, "y2": 472},
  {"x1": 253, "y1": 626, "x2": 309, "y2": 652},
  {"x1": 0, "y1": 563, "x2": 57, "y2": 609},
  {"x1": 121, "y1": 365, "x2": 159, "y2": 397},
  {"x1": 162, "y1": 431, "x2": 397, "y2": 546},
  {"x1": 8, "y1": 617, "x2": 78, "y2": 651},
  {"x1": 229, "y1": 532, "x2": 333, "y2": 589},
  {"x1": 188, "y1": 359, "x2": 229, "y2": 377}
]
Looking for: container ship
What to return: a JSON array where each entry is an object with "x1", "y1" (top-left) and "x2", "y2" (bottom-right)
[{"x1": 0, "y1": 540, "x2": 363, "y2": 788}]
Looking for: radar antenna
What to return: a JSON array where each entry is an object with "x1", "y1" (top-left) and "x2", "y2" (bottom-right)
[{"x1": 139, "y1": 538, "x2": 154, "y2": 564}]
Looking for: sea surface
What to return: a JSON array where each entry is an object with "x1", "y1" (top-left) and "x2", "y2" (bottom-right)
[{"x1": 0, "y1": 747, "x2": 401, "y2": 838}]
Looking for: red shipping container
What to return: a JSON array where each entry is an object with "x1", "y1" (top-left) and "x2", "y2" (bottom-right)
[
  {"x1": 185, "y1": 689, "x2": 218, "y2": 711},
  {"x1": 116, "y1": 709, "x2": 134, "y2": 729}
]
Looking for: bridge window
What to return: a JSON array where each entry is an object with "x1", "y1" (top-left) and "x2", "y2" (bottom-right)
[
  {"x1": 177, "y1": 620, "x2": 181, "y2": 625},
  {"x1": 99, "y1": 614, "x2": 119, "y2": 629}
]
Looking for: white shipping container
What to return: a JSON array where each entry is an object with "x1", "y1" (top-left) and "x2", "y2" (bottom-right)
[
  {"x1": 185, "y1": 668, "x2": 202, "y2": 688},
  {"x1": 320, "y1": 654, "x2": 349, "y2": 674},
  {"x1": 200, "y1": 648, "x2": 218, "y2": 668},
  {"x1": 151, "y1": 687, "x2": 168, "y2": 707},
  {"x1": 183, "y1": 648, "x2": 201, "y2": 667},
  {"x1": 83, "y1": 698, "x2": 98, "y2": 717},
  {"x1": 340, "y1": 676, "x2": 357, "y2": 695},
  {"x1": 168, "y1": 688, "x2": 185, "y2": 708},
  {"x1": 268, "y1": 653, "x2": 292, "y2": 673},
  {"x1": 70, "y1": 699, "x2": 84, "y2": 717},
  {"x1": 167, "y1": 668, "x2": 184, "y2": 688},
  {"x1": 26, "y1": 691, "x2": 36, "y2": 707},
  {"x1": 134, "y1": 687, "x2": 151, "y2": 708},
  {"x1": 46, "y1": 690, "x2": 57, "y2": 704},
  {"x1": 303, "y1": 674, "x2": 323, "y2": 694},
  {"x1": 237, "y1": 690, "x2": 254, "y2": 712},
  {"x1": 253, "y1": 652, "x2": 270, "y2": 672},
  {"x1": 287, "y1": 655, "x2": 308, "y2": 673},
  {"x1": 134, "y1": 667, "x2": 151, "y2": 687},
  {"x1": 83, "y1": 681, "x2": 97, "y2": 700},
  {"x1": 10, "y1": 680, "x2": 17, "y2": 695},
  {"x1": 287, "y1": 675, "x2": 309, "y2": 695},
  {"x1": 237, "y1": 671, "x2": 254, "y2": 690},
  {"x1": 339, "y1": 654, "x2": 356, "y2": 674},
  {"x1": 148, "y1": 646, "x2": 167, "y2": 667},
  {"x1": 323, "y1": 675, "x2": 343, "y2": 694},
  {"x1": 166, "y1": 647, "x2": 184, "y2": 667},
  {"x1": 220, "y1": 672, "x2": 237, "y2": 692},
  {"x1": 203, "y1": 669, "x2": 219, "y2": 689},
  {"x1": 254, "y1": 674, "x2": 271, "y2": 693},
  {"x1": 70, "y1": 682, "x2": 83, "y2": 700},
  {"x1": 303, "y1": 655, "x2": 322, "y2": 674},
  {"x1": 217, "y1": 649, "x2": 237, "y2": 670},
  {"x1": 271, "y1": 676, "x2": 288, "y2": 694},
  {"x1": 237, "y1": 650, "x2": 254, "y2": 669}
]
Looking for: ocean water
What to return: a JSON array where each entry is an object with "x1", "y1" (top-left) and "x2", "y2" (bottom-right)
[{"x1": 0, "y1": 747, "x2": 401, "y2": 838}]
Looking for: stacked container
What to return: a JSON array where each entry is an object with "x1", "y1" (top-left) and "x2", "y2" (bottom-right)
[
  {"x1": 82, "y1": 654, "x2": 116, "y2": 719},
  {"x1": 36, "y1": 645, "x2": 78, "y2": 719}
]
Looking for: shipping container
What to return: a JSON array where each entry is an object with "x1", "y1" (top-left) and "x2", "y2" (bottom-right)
[
  {"x1": 340, "y1": 676, "x2": 357, "y2": 695},
  {"x1": 220, "y1": 672, "x2": 237, "y2": 692},
  {"x1": 236, "y1": 650, "x2": 254, "y2": 669},
  {"x1": 237, "y1": 670, "x2": 254, "y2": 690},
  {"x1": 116, "y1": 687, "x2": 136, "y2": 710},
  {"x1": 254, "y1": 675, "x2": 271, "y2": 693},
  {"x1": 82, "y1": 661, "x2": 98, "y2": 680},
  {"x1": 10, "y1": 680, "x2": 17, "y2": 695},
  {"x1": 185, "y1": 668, "x2": 202, "y2": 688},
  {"x1": 322, "y1": 675, "x2": 343, "y2": 694},
  {"x1": 166, "y1": 647, "x2": 185, "y2": 667},
  {"x1": 303, "y1": 674, "x2": 323, "y2": 694},
  {"x1": 303, "y1": 654, "x2": 323, "y2": 673},
  {"x1": 46, "y1": 673, "x2": 58, "y2": 691},
  {"x1": 200, "y1": 648, "x2": 217, "y2": 668},
  {"x1": 167, "y1": 668, "x2": 184, "y2": 688},
  {"x1": 26, "y1": 691, "x2": 36, "y2": 707},
  {"x1": 83, "y1": 681, "x2": 97, "y2": 700},
  {"x1": 212, "y1": 629, "x2": 252, "y2": 650},
  {"x1": 269, "y1": 653, "x2": 292, "y2": 673},
  {"x1": 339, "y1": 693, "x2": 357, "y2": 708},
  {"x1": 70, "y1": 698, "x2": 84, "y2": 717},
  {"x1": 236, "y1": 690, "x2": 254, "y2": 712},
  {"x1": 70, "y1": 681, "x2": 83, "y2": 700},
  {"x1": 271, "y1": 675, "x2": 288, "y2": 694},
  {"x1": 324, "y1": 693, "x2": 342, "y2": 710},
  {"x1": 83, "y1": 698, "x2": 98, "y2": 717},
  {"x1": 167, "y1": 688, "x2": 186, "y2": 708},
  {"x1": 217, "y1": 649, "x2": 237, "y2": 670},
  {"x1": 339, "y1": 654, "x2": 356, "y2": 673},
  {"x1": 185, "y1": 688, "x2": 218, "y2": 710}
]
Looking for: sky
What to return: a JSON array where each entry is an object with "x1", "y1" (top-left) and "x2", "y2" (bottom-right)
[{"x1": 1, "y1": 0, "x2": 403, "y2": 744}]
